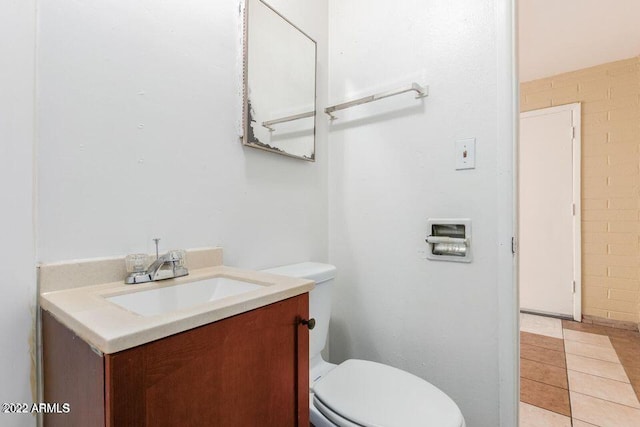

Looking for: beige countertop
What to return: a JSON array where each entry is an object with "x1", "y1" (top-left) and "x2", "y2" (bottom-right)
[{"x1": 40, "y1": 265, "x2": 314, "y2": 354}]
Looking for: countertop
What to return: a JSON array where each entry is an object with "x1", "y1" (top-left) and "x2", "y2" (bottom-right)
[{"x1": 40, "y1": 265, "x2": 314, "y2": 354}]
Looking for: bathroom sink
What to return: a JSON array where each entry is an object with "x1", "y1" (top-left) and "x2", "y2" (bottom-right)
[{"x1": 106, "y1": 277, "x2": 264, "y2": 316}]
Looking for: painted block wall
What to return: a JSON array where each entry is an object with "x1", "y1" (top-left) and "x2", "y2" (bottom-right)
[
  {"x1": 0, "y1": 1, "x2": 36, "y2": 426},
  {"x1": 36, "y1": 0, "x2": 328, "y2": 268},
  {"x1": 521, "y1": 57, "x2": 640, "y2": 324},
  {"x1": 327, "y1": 0, "x2": 517, "y2": 425}
]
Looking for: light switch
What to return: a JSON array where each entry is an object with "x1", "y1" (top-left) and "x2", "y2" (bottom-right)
[{"x1": 455, "y1": 138, "x2": 476, "y2": 170}]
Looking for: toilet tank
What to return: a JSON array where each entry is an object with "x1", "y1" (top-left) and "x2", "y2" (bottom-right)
[{"x1": 261, "y1": 262, "x2": 336, "y2": 360}]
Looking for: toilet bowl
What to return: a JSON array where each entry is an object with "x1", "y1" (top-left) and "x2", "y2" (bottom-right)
[{"x1": 262, "y1": 262, "x2": 466, "y2": 427}]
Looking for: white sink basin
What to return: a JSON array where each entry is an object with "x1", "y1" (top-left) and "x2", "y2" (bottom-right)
[{"x1": 106, "y1": 277, "x2": 264, "y2": 316}]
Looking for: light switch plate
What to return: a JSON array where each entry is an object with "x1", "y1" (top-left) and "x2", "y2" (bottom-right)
[{"x1": 455, "y1": 138, "x2": 476, "y2": 170}]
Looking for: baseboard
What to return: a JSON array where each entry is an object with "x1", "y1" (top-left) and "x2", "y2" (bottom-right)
[
  {"x1": 520, "y1": 309, "x2": 573, "y2": 320},
  {"x1": 582, "y1": 314, "x2": 640, "y2": 332}
]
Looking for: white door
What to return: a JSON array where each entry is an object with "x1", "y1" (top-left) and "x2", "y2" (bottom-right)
[{"x1": 519, "y1": 103, "x2": 581, "y2": 320}]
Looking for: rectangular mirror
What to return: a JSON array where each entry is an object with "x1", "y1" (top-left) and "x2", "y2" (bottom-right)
[{"x1": 242, "y1": 0, "x2": 317, "y2": 161}]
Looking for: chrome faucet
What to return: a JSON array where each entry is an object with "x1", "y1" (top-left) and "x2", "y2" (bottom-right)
[{"x1": 125, "y1": 240, "x2": 189, "y2": 284}]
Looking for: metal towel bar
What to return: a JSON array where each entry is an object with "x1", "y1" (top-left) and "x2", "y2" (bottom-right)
[
  {"x1": 324, "y1": 82, "x2": 428, "y2": 120},
  {"x1": 262, "y1": 111, "x2": 315, "y2": 131}
]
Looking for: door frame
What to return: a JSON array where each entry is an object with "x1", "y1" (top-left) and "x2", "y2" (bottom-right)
[{"x1": 519, "y1": 102, "x2": 582, "y2": 321}]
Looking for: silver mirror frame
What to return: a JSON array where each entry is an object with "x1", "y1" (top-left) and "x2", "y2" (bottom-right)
[{"x1": 242, "y1": 0, "x2": 318, "y2": 162}]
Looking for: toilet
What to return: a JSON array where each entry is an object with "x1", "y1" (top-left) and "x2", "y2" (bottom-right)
[{"x1": 263, "y1": 262, "x2": 466, "y2": 427}]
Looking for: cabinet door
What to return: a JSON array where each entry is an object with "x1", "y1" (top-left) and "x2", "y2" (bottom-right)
[
  {"x1": 42, "y1": 310, "x2": 105, "y2": 427},
  {"x1": 106, "y1": 294, "x2": 309, "y2": 426}
]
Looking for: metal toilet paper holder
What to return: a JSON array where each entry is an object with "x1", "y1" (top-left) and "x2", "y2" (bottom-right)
[{"x1": 425, "y1": 219, "x2": 472, "y2": 263}]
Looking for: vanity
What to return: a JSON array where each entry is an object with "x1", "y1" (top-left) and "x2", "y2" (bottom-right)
[{"x1": 39, "y1": 248, "x2": 314, "y2": 426}]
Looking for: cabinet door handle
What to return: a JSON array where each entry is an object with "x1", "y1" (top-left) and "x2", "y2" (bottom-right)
[{"x1": 300, "y1": 318, "x2": 316, "y2": 330}]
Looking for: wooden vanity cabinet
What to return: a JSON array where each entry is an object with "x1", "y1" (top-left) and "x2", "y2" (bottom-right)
[{"x1": 43, "y1": 294, "x2": 310, "y2": 427}]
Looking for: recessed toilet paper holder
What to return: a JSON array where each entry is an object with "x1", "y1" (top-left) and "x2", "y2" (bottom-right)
[{"x1": 425, "y1": 219, "x2": 472, "y2": 263}]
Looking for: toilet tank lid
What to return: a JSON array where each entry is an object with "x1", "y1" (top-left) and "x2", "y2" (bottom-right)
[{"x1": 262, "y1": 262, "x2": 336, "y2": 284}]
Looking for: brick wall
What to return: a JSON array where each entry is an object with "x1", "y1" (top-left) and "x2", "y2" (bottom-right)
[{"x1": 520, "y1": 56, "x2": 640, "y2": 324}]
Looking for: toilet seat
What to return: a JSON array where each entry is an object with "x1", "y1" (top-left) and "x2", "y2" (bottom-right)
[{"x1": 312, "y1": 359, "x2": 465, "y2": 427}]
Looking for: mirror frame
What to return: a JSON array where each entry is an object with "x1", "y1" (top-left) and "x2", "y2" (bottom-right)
[{"x1": 242, "y1": 0, "x2": 318, "y2": 162}]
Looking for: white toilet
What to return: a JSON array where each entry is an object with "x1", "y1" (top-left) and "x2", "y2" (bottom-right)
[{"x1": 263, "y1": 262, "x2": 466, "y2": 427}]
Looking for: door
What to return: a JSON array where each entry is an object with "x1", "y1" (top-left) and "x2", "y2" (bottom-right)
[
  {"x1": 519, "y1": 103, "x2": 581, "y2": 320},
  {"x1": 105, "y1": 294, "x2": 310, "y2": 426}
]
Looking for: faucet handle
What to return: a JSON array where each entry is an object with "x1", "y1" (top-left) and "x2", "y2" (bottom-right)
[
  {"x1": 125, "y1": 253, "x2": 150, "y2": 273},
  {"x1": 168, "y1": 249, "x2": 187, "y2": 267}
]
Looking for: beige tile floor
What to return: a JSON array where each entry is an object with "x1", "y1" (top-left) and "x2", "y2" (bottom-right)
[
  {"x1": 521, "y1": 313, "x2": 564, "y2": 339},
  {"x1": 520, "y1": 313, "x2": 640, "y2": 427}
]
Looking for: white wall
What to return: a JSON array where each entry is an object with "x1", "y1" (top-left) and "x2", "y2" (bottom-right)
[
  {"x1": 327, "y1": 0, "x2": 516, "y2": 425},
  {"x1": 37, "y1": 0, "x2": 328, "y2": 269},
  {"x1": 0, "y1": 1, "x2": 36, "y2": 426}
]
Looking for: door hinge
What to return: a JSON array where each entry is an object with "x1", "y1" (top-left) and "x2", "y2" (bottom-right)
[
  {"x1": 572, "y1": 281, "x2": 576, "y2": 293},
  {"x1": 571, "y1": 126, "x2": 576, "y2": 139},
  {"x1": 572, "y1": 203, "x2": 576, "y2": 216},
  {"x1": 511, "y1": 237, "x2": 517, "y2": 255}
]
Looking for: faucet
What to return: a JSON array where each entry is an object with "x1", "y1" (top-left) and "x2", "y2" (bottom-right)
[{"x1": 125, "y1": 240, "x2": 189, "y2": 284}]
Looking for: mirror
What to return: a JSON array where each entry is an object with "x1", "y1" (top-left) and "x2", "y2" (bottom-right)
[{"x1": 243, "y1": 0, "x2": 317, "y2": 161}]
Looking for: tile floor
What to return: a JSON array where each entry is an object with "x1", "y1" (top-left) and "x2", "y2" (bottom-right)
[{"x1": 519, "y1": 313, "x2": 640, "y2": 427}]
